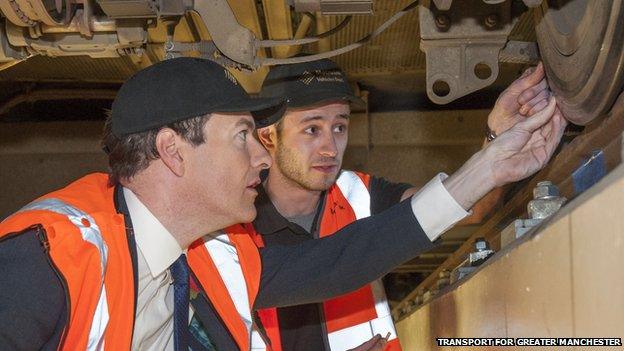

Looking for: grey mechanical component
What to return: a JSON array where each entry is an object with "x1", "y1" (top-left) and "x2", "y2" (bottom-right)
[
  {"x1": 450, "y1": 237, "x2": 495, "y2": 284},
  {"x1": 290, "y1": 0, "x2": 373, "y2": 15},
  {"x1": 500, "y1": 218, "x2": 542, "y2": 248},
  {"x1": 528, "y1": 181, "x2": 566, "y2": 220},
  {"x1": 419, "y1": 0, "x2": 518, "y2": 104},
  {"x1": 501, "y1": 180, "x2": 566, "y2": 248},
  {"x1": 434, "y1": 0, "x2": 544, "y2": 11},
  {"x1": 191, "y1": 0, "x2": 256, "y2": 68},
  {"x1": 468, "y1": 237, "x2": 495, "y2": 266}
]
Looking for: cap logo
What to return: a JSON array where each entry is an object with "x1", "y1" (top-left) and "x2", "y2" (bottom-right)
[
  {"x1": 224, "y1": 69, "x2": 238, "y2": 85},
  {"x1": 299, "y1": 69, "x2": 344, "y2": 85}
]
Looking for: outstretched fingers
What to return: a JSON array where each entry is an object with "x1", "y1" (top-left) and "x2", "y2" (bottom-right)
[
  {"x1": 520, "y1": 88, "x2": 551, "y2": 116},
  {"x1": 515, "y1": 62, "x2": 545, "y2": 101},
  {"x1": 543, "y1": 107, "x2": 568, "y2": 159},
  {"x1": 515, "y1": 97, "x2": 557, "y2": 133}
]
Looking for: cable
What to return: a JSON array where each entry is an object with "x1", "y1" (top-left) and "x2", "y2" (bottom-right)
[
  {"x1": 316, "y1": 15, "x2": 352, "y2": 39},
  {"x1": 258, "y1": 0, "x2": 419, "y2": 66},
  {"x1": 256, "y1": 15, "x2": 353, "y2": 48}
]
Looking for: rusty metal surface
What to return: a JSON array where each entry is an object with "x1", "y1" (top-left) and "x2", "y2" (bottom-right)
[
  {"x1": 535, "y1": 0, "x2": 624, "y2": 125},
  {"x1": 498, "y1": 40, "x2": 539, "y2": 64}
]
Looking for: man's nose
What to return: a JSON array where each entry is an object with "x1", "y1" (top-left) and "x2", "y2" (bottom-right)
[
  {"x1": 319, "y1": 132, "x2": 338, "y2": 158},
  {"x1": 250, "y1": 137, "x2": 272, "y2": 170}
]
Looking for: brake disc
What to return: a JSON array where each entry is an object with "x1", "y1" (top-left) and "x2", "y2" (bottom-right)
[{"x1": 535, "y1": 0, "x2": 624, "y2": 125}]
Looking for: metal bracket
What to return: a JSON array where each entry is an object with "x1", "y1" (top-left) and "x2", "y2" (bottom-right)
[
  {"x1": 419, "y1": 0, "x2": 518, "y2": 104},
  {"x1": 192, "y1": 0, "x2": 257, "y2": 68}
]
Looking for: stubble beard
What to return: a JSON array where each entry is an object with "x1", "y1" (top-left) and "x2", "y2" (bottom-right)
[{"x1": 275, "y1": 140, "x2": 339, "y2": 191}]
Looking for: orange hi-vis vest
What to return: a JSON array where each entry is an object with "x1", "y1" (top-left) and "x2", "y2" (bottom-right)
[
  {"x1": 247, "y1": 170, "x2": 401, "y2": 351},
  {"x1": 0, "y1": 173, "x2": 264, "y2": 351}
]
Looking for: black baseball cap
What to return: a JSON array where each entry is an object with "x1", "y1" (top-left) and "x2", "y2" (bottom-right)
[
  {"x1": 111, "y1": 57, "x2": 286, "y2": 137},
  {"x1": 260, "y1": 58, "x2": 364, "y2": 109}
]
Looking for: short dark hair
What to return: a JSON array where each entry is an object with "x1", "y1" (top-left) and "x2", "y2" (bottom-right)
[{"x1": 101, "y1": 112, "x2": 211, "y2": 185}]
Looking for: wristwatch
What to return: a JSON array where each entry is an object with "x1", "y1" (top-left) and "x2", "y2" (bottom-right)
[{"x1": 485, "y1": 124, "x2": 497, "y2": 142}]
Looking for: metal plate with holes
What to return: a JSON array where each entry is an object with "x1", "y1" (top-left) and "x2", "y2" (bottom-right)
[
  {"x1": 419, "y1": 0, "x2": 517, "y2": 104},
  {"x1": 535, "y1": 0, "x2": 624, "y2": 125}
]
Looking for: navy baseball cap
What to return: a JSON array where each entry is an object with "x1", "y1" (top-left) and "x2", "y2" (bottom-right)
[
  {"x1": 111, "y1": 57, "x2": 286, "y2": 137},
  {"x1": 260, "y1": 58, "x2": 364, "y2": 109}
]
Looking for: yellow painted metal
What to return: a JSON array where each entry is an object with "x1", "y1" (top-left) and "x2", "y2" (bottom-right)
[
  {"x1": 262, "y1": 0, "x2": 294, "y2": 58},
  {"x1": 285, "y1": 14, "x2": 313, "y2": 58},
  {"x1": 146, "y1": 2, "x2": 268, "y2": 93},
  {"x1": 315, "y1": 12, "x2": 331, "y2": 53},
  {"x1": 222, "y1": 0, "x2": 268, "y2": 93},
  {"x1": 395, "y1": 162, "x2": 624, "y2": 349}
]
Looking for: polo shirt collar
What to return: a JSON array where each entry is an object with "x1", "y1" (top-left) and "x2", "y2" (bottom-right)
[
  {"x1": 252, "y1": 183, "x2": 327, "y2": 236},
  {"x1": 252, "y1": 184, "x2": 291, "y2": 235}
]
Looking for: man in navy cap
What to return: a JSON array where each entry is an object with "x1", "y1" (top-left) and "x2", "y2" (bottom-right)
[{"x1": 242, "y1": 59, "x2": 559, "y2": 351}]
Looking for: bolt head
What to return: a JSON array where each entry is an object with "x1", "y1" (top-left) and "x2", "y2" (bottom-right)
[
  {"x1": 435, "y1": 14, "x2": 451, "y2": 30},
  {"x1": 485, "y1": 13, "x2": 499, "y2": 28},
  {"x1": 534, "y1": 181, "x2": 560, "y2": 198},
  {"x1": 474, "y1": 238, "x2": 489, "y2": 251}
]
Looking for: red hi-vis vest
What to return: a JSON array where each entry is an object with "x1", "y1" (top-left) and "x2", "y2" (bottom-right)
[
  {"x1": 248, "y1": 170, "x2": 401, "y2": 351},
  {"x1": 0, "y1": 173, "x2": 264, "y2": 351}
]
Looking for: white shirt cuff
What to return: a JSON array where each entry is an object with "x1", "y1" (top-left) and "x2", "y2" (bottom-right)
[{"x1": 410, "y1": 173, "x2": 470, "y2": 242}]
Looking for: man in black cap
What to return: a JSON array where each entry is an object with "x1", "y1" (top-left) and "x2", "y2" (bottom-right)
[
  {"x1": 243, "y1": 59, "x2": 559, "y2": 351},
  {"x1": 0, "y1": 56, "x2": 563, "y2": 351}
]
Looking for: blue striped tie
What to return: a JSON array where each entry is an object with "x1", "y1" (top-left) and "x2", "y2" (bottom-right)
[{"x1": 170, "y1": 254, "x2": 190, "y2": 351}]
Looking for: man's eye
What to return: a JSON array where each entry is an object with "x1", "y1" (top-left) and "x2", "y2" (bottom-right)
[
  {"x1": 238, "y1": 130, "x2": 248, "y2": 140},
  {"x1": 304, "y1": 126, "x2": 318, "y2": 135},
  {"x1": 334, "y1": 125, "x2": 347, "y2": 133}
]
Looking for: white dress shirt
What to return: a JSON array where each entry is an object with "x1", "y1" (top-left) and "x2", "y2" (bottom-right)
[
  {"x1": 124, "y1": 187, "x2": 183, "y2": 351},
  {"x1": 411, "y1": 173, "x2": 470, "y2": 242}
]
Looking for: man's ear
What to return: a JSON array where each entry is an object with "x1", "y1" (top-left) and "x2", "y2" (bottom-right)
[
  {"x1": 257, "y1": 126, "x2": 277, "y2": 151},
  {"x1": 155, "y1": 128, "x2": 185, "y2": 177}
]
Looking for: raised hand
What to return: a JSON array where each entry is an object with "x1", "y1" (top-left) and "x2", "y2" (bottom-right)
[
  {"x1": 488, "y1": 97, "x2": 567, "y2": 186},
  {"x1": 444, "y1": 96, "x2": 567, "y2": 210},
  {"x1": 488, "y1": 62, "x2": 552, "y2": 136}
]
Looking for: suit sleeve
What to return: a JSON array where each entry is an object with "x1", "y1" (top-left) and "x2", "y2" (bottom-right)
[
  {"x1": 369, "y1": 176, "x2": 413, "y2": 215},
  {"x1": 0, "y1": 228, "x2": 67, "y2": 350},
  {"x1": 255, "y1": 199, "x2": 436, "y2": 309}
]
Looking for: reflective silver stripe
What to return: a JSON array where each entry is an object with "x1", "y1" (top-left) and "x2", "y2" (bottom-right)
[
  {"x1": 332, "y1": 171, "x2": 398, "y2": 350},
  {"x1": 202, "y1": 232, "x2": 268, "y2": 350},
  {"x1": 335, "y1": 170, "x2": 371, "y2": 219},
  {"x1": 18, "y1": 198, "x2": 110, "y2": 351}
]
